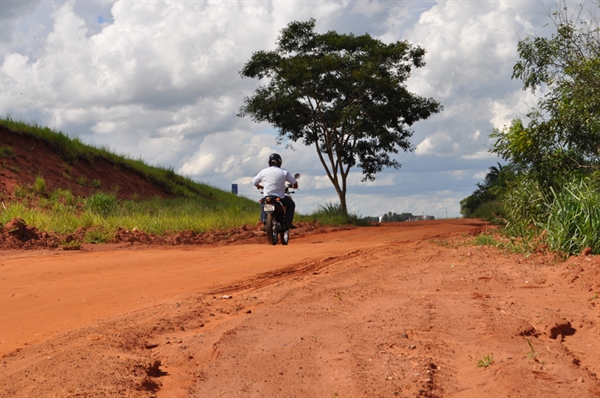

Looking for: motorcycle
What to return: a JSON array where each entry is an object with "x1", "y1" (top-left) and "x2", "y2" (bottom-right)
[{"x1": 260, "y1": 173, "x2": 300, "y2": 245}]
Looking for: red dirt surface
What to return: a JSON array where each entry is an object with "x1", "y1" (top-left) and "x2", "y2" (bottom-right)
[{"x1": 2, "y1": 219, "x2": 600, "y2": 398}]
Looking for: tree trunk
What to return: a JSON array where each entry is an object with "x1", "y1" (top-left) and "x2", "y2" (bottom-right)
[
  {"x1": 314, "y1": 141, "x2": 348, "y2": 216},
  {"x1": 338, "y1": 191, "x2": 347, "y2": 215}
]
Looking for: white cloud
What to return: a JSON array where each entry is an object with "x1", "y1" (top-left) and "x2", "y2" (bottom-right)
[
  {"x1": 461, "y1": 150, "x2": 492, "y2": 160},
  {"x1": 473, "y1": 171, "x2": 487, "y2": 180},
  {"x1": 398, "y1": 0, "x2": 554, "y2": 163},
  {"x1": 351, "y1": 0, "x2": 385, "y2": 17},
  {"x1": 491, "y1": 100, "x2": 514, "y2": 130},
  {"x1": 443, "y1": 170, "x2": 468, "y2": 180}
]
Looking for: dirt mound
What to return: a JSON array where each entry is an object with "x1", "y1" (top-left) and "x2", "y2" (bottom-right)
[
  {"x1": 0, "y1": 125, "x2": 171, "y2": 202},
  {"x1": 1, "y1": 217, "x2": 61, "y2": 249},
  {"x1": 562, "y1": 252, "x2": 600, "y2": 293}
]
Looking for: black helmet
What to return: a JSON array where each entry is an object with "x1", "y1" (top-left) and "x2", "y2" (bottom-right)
[{"x1": 268, "y1": 153, "x2": 282, "y2": 167}]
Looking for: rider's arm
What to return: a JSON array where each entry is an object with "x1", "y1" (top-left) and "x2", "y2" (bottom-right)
[
  {"x1": 252, "y1": 171, "x2": 264, "y2": 190},
  {"x1": 286, "y1": 171, "x2": 298, "y2": 189}
]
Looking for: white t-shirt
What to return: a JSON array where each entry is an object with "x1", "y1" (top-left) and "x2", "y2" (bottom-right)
[{"x1": 252, "y1": 166, "x2": 297, "y2": 198}]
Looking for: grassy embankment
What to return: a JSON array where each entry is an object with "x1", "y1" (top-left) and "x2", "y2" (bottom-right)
[
  {"x1": 0, "y1": 118, "x2": 258, "y2": 242},
  {"x1": 0, "y1": 118, "x2": 363, "y2": 243}
]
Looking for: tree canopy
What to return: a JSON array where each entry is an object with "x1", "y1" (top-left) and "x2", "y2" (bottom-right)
[
  {"x1": 491, "y1": 1, "x2": 600, "y2": 185},
  {"x1": 478, "y1": 1, "x2": 600, "y2": 254},
  {"x1": 239, "y1": 19, "x2": 442, "y2": 214},
  {"x1": 460, "y1": 163, "x2": 514, "y2": 218}
]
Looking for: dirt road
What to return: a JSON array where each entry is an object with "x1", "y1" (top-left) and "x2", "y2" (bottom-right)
[{"x1": 1, "y1": 219, "x2": 599, "y2": 397}]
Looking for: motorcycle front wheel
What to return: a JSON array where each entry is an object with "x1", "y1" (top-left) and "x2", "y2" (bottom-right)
[
  {"x1": 265, "y1": 214, "x2": 277, "y2": 245},
  {"x1": 279, "y1": 228, "x2": 289, "y2": 245}
]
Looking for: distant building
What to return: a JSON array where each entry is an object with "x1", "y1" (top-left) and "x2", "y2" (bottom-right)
[{"x1": 410, "y1": 215, "x2": 424, "y2": 221}]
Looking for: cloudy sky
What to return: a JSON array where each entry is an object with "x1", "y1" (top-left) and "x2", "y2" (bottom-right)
[{"x1": 0, "y1": 0, "x2": 572, "y2": 218}]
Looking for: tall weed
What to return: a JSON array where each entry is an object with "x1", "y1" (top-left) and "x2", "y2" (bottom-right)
[
  {"x1": 502, "y1": 175, "x2": 600, "y2": 255},
  {"x1": 33, "y1": 176, "x2": 47, "y2": 195},
  {"x1": 543, "y1": 179, "x2": 600, "y2": 254},
  {"x1": 85, "y1": 192, "x2": 118, "y2": 217}
]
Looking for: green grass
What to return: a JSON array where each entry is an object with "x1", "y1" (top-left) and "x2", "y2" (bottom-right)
[
  {"x1": 33, "y1": 175, "x2": 47, "y2": 195},
  {"x1": 431, "y1": 230, "x2": 534, "y2": 255},
  {"x1": 0, "y1": 146, "x2": 15, "y2": 159},
  {"x1": 0, "y1": 188, "x2": 259, "y2": 242},
  {"x1": 473, "y1": 233, "x2": 497, "y2": 246},
  {"x1": 1, "y1": 185, "x2": 366, "y2": 242},
  {"x1": 525, "y1": 339, "x2": 538, "y2": 361},
  {"x1": 476, "y1": 354, "x2": 494, "y2": 368}
]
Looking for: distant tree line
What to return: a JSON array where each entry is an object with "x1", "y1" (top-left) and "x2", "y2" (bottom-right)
[
  {"x1": 380, "y1": 212, "x2": 434, "y2": 222},
  {"x1": 362, "y1": 216, "x2": 380, "y2": 223}
]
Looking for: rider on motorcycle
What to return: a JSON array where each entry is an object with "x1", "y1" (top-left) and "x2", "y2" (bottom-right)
[{"x1": 252, "y1": 153, "x2": 298, "y2": 229}]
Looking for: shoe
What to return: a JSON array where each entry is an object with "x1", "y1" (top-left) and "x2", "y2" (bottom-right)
[{"x1": 286, "y1": 221, "x2": 297, "y2": 230}]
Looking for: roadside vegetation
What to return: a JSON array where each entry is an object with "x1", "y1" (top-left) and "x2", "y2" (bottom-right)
[
  {"x1": 1, "y1": 179, "x2": 260, "y2": 243},
  {"x1": 0, "y1": 118, "x2": 372, "y2": 244},
  {"x1": 461, "y1": 1, "x2": 600, "y2": 256},
  {"x1": 0, "y1": 115, "x2": 268, "y2": 242},
  {"x1": 1, "y1": 178, "x2": 371, "y2": 244}
]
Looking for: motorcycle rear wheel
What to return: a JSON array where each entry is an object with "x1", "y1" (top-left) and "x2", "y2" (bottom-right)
[{"x1": 265, "y1": 214, "x2": 277, "y2": 245}]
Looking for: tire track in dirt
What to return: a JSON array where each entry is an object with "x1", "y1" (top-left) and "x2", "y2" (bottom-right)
[{"x1": 205, "y1": 248, "x2": 373, "y2": 295}]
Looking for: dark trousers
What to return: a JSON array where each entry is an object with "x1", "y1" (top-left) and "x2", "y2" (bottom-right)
[{"x1": 261, "y1": 196, "x2": 295, "y2": 224}]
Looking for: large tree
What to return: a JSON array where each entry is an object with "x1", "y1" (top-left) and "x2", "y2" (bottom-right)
[
  {"x1": 492, "y1": 1, "x2": 600, "y2": 185},
  {"x1": 239, "y1": 19, "x2": 442, "y2": 214}
]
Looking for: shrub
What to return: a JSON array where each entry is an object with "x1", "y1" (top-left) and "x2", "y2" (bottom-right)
[
  {"x1": 85, "y1": 192, "x2": 117, "y2": 217},
  {"x1": 0, "y1": 146, "x2": 15, "y2": 159},
  {"x1": 33, "y1": 175, "x2": 47, "y2": 195},
  {"x1": 83, "y1": 227, "x2": 114, "y2": 244},
  {"x1": 50, "y1": 188, "x2": 77, "y2": 207},
  {"x1": 501, "y1": 175, "x2": 549, "y2": 237},
  {"x1": 308, "y1": 203, "x2": 369, "y2": 226},
  {"x1": 470, "y1": 201, "x2": 506, "y2": 223}
]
